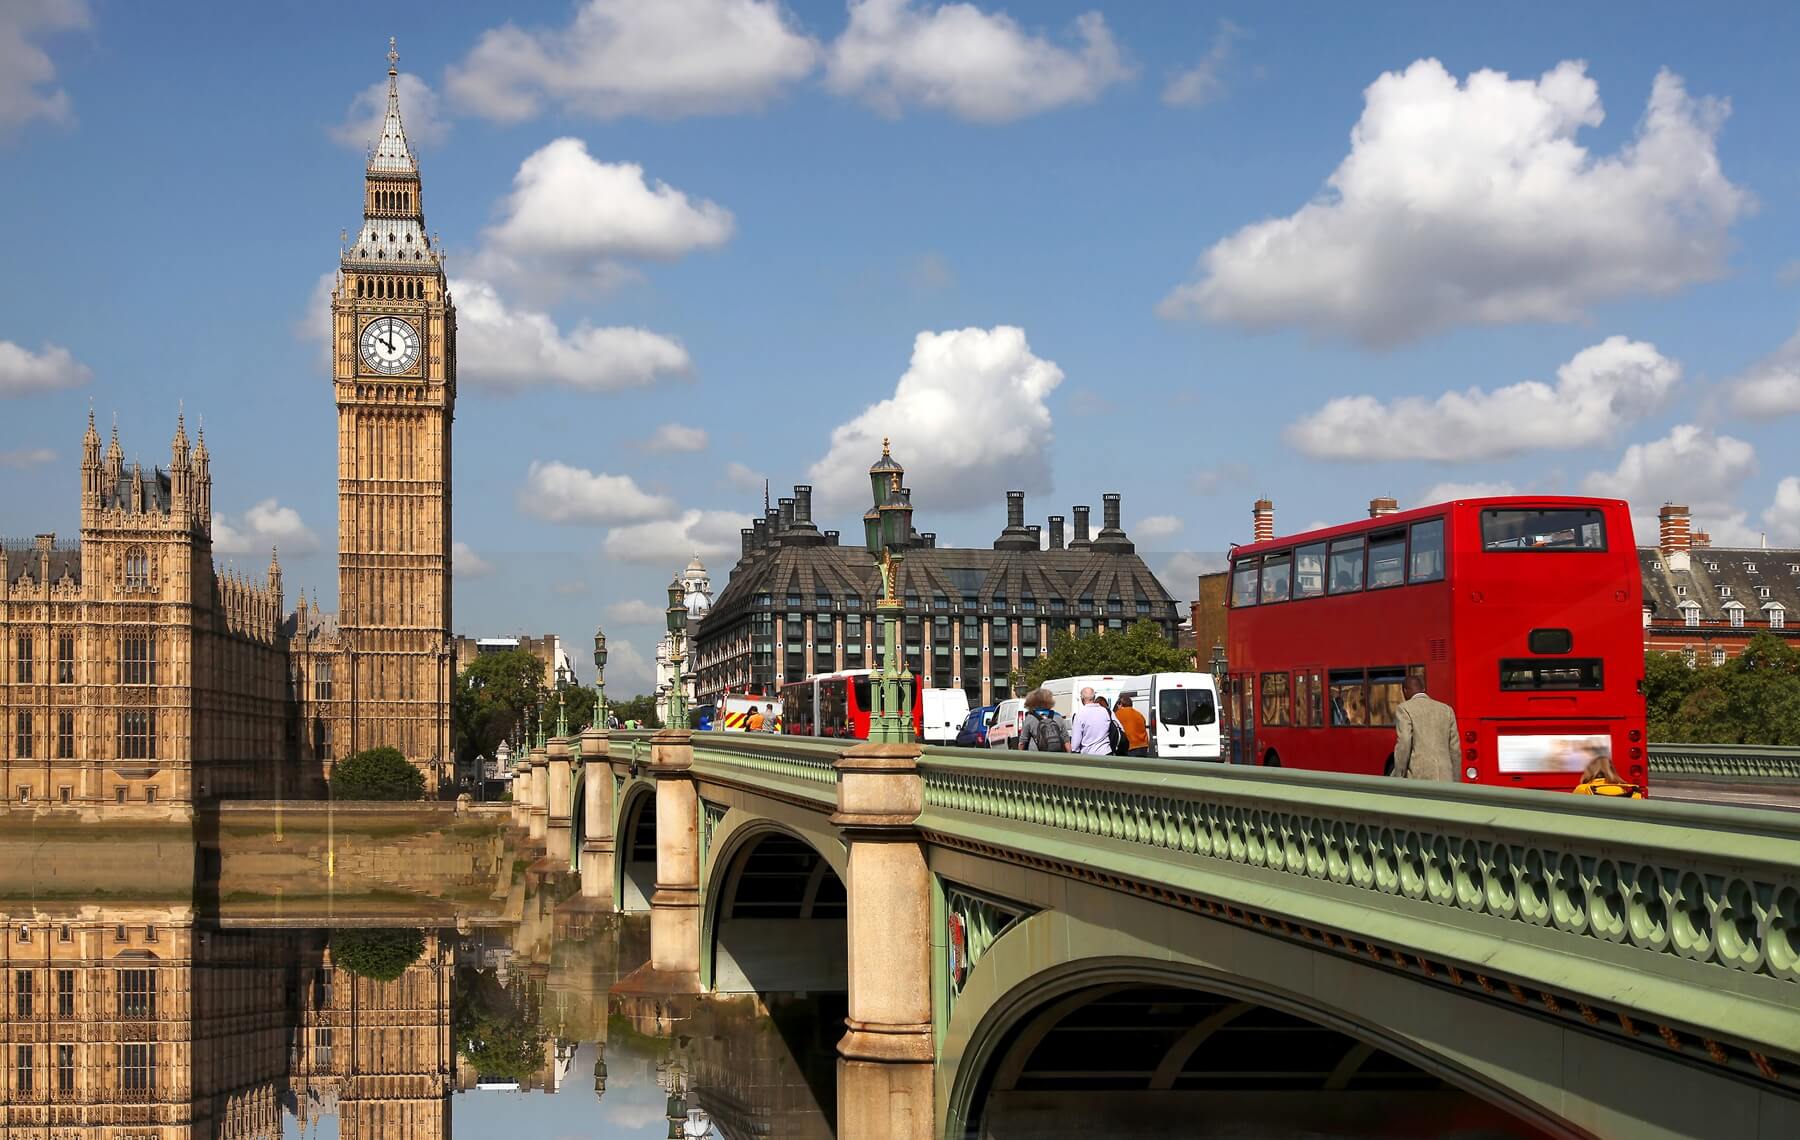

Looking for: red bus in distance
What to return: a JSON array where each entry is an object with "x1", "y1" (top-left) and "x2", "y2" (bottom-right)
[
  {"x1": 1225, "y1": 497, "x2": 1648, "y2": 791},
  {"x1": 780, "y1": 670, "x2": 924, "y2": 741}
]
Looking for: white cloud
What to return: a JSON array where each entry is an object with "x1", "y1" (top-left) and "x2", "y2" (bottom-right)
[
  {"x1": 602, "y1": 509, "x2": 745, "y2": 565},
  {"x1": 1725, "y1": 326, "x2": 1800, "y2": 418},
  {"x1": 599, "y1": 636, "x2": 656, "y2": 695},
  {"x1": 1766, "y1": 478, "x2": 1800, "y2": 546},
  {"x1": 0, "y1": 447, "x2": 55, "y2": 469},
  {"x1": 1154, "y1": 551, "x2": 1228, "y2": 601},
  {"x1": 1418, "y1": 480, "x2": 1518, "y2": 504},
  {"x1": 448, "y1": 0, "x2": 819, "y2": 122},
  {"x1": 1134, "y1": 515, "x2": 1183, "y2": 541},
  {"x1": 1192, "y1": 461, "x2": 1250, "y2": 495},
  {"x1": 1159, "y1": 61, "x2": 1750, "y2": 346},
  {"x1": 0, "y1": 339, "x2": 90, "y2": 395},
  {"x1": 1163, "y1": 19, "x2": 1242, "y2": 108},
  {"x1": 453, "y1": 278, "x2": 692, "y2": 393},
  {"x1": 1287, "y1": 336, "x2": 1678, "y2": 461},
  {"x1": 643, "y1": 423, "x2": 709, "y2": 453},
  {"x1": 475, "y1": 138, "x2": 733, "y2": 292},
  {"x1": 296, "y1": 272, "x2": 335, "y2": 369},
  {"x1": 1584, "y1": 424, "x2": 1760, "y2": 545},
  {"x1": 327, "y1": 72, "x2": 449, "y2": 151},
  {"x1": 453, "y1": 541, "x2": 495, "y2": 578},
  {"x1": 519, "y1": 461, "x2": 676, "y2": 525},
  {"x1": 809, "y1": 325, "x2": 1063, "y2": 511},
  {"x1": 0, "y1": 0, "x2": 87, "y2": 139},
  {"x1": 212, "y1": 499, "x2": 320, "y2": 557},
  {"x1": 723, "y1": 461, "x2": 765, "y2": 492},
  {"x1": 826, "y1": 0, "x2": 1131, "y2": 123},
  {"x1": 605, "y1": 599, "x2": 665, "y2": 624}
]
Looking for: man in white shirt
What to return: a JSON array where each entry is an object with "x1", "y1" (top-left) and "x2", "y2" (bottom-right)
[{"x1": 1068, "y1": 687, "x2": 1113, "y2": 756}]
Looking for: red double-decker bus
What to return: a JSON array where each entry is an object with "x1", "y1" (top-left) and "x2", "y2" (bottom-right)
[
  {"x1": 1225, "y1": 497, "x2": 1648, "y2": 791},
  {"x1": 779, "y1": 669, "x2": 924, "y2": 740}
]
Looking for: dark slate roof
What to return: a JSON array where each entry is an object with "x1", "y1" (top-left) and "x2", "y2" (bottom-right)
[
  {"x1": 703, "y1": 538, "x2": 1178, "y2": 635},
  {"x1": 1639, "y1": 546, "x2": 1800, "y2": 624},
  {"x1": 103, "y1": 468, "x2": 172, "y2": 514},
  {"x1": 3, "y1": 544, "x2": 82, "y2": 587}
]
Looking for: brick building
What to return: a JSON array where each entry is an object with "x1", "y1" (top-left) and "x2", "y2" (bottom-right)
[
  {"x1": 1640, "y1": 503, "x2": 1796, "y2": 665},
  {"x1": 693, "y1": 443, "x2": 1181, "y2": 708}
]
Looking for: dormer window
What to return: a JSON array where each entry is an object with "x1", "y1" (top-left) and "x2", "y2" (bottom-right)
[
  {"x1": 1676, "y1": 585, "x2": 1687, "y2": 597},
  {"x1": 1759, "y1": 586, "x2": 1772, "y2": 600},
  {"x1": 1706, "y1": 561, "x2": 1719, "y2": 572},
  {"x1": 1769, "y1": 604, "x2": 1788, "y2": 630},
  {"x1": 1746, "y1": 562, "x2": 1757, "y2": 573},
  {"x1": 1719, "y1": 585, "x2": 1732, "y2": 599},
  {"x1": 1651, "y1": 561, "x2": 1662, "y2": 571},
  {"x1": 1680, "y1": 602, "x2": 1701, "y2": 628},
  {"x1": 1725, "y1": 601, "x2": 1746, "y2": 628},
  {"x1": 1791, "y1": 564, "x2": 1800, "y2": 574}
]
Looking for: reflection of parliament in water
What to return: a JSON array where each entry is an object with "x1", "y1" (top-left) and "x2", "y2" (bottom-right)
[{"x1": 0, "y1": 908, "x2": 452, "y2": 1139}]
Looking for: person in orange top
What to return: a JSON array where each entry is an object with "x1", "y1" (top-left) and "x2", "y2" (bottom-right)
[
  {"x1": 746, "y1": 707, "x2": 765, "y2": 732},
  {"x1": 1114, "y1": 694, "x2": 1150, "y2": 757}
]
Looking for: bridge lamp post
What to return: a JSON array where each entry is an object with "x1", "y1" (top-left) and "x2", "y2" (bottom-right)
[
  {"x1": 666, "y1": 577, "x2": 689, "y2": 729},
  {"x1": 864, "y1": 470, "x2": 915, "y2": 744},
  {"x1": 593, "y1": 624, "x2": 608, "y2": 727}
]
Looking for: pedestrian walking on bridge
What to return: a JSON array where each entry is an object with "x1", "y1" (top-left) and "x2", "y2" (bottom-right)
[{"x1": 1393, "y1": 675, "x2": 1459, "y2": 781}]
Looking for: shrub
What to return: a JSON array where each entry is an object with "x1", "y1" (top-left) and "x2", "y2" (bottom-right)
[
  {"x1": 329, "y1": 746, "x2": 424, "y2": 800},
  {"x1": 330, "y1": 928, "x2": 425, "y2": 982}
]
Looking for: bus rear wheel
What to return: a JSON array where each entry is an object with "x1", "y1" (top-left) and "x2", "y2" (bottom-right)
[{"x1": 1262, "y1": 750, "x2": 1281, "y2": 768}]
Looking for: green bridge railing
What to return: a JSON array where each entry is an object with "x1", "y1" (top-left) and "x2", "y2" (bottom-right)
[{"x1": 1648, "y1": 742, "x2": 1800, "y2": 783}]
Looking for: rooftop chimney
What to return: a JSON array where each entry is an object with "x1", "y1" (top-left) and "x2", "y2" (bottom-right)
[
  {"x1": 1691, "y1": 529, "x2": 1712, "y2": 550},
  {"x1": 1369, "y1": 496, "x2": 1398, "y2": 518},
  {"x1": 794, "y1": 484, "x2": 813, "y2": 523},
  {"x1": 1659, "y1": 503, "x2": 1691, "y2": 573},
  {"x1": 1048, "y1": 515, "x2": 1066, "y2": 550},
  {"x1": 778, "y1": 497, "x2": 795, "y2": 533},
  {"x1": 783, "y1": 484, "x2": 825, "y2": 545},
  {"x1": 994, "y1": 490, "x2": 1036, "y2": 551},
  {"x1": 921, "y1": 532, "x2": 937, "y2": 549},
  {"x1": 1252, "y1": 498, "x2": 1275, "y2": 543},
  {"x1": 753, "y1": 516, "x2": 769, "y2": 549},
  {"x1": 1027, "y1": 524, "x2": 1041, "y2": 549},
  {"x1": 1070, "y1": 506, "x2": 1092, "y2": 549},
  {"x1": 741, "y1": 528, "x2": 755, "y2": 557},
  {"x1": 1092, "y1": 492, "x2": 1134, "y2": 553},
  {"x1": 824, "y1": 529, "x2": 840, "y2": 545}
]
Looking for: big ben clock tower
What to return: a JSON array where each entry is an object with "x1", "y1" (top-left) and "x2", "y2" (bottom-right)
[{"x1": 328, "y1": 39, "x2": 455, "y2": 782}]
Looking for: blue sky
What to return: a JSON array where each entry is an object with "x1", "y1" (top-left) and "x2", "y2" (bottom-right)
[{"x1": 6, "y1": 1, "x2": 1800, "y2": 692}]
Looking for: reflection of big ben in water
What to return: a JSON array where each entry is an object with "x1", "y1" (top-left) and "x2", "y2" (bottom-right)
[{"x1": 325, "y1": 38, "x2": 456, "y2": 782}]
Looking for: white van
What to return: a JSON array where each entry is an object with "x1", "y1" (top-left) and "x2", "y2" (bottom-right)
[
  {"x1": 987, "y1": 698, "x2": 1027, "y2": 749},
  {"x1": 922, "y1": 688, "x2": 971, "y2": 745},
  {"x1": 1039, "y1": 672, "x2": 1221, "y2": 760}
]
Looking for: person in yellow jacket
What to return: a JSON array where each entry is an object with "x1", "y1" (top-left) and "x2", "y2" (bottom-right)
[{"x1": 1572, "y1": 752, "x2": 1645, "y2": 799}]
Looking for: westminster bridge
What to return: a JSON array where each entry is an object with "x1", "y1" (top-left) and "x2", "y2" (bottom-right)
[{"x1": 492, "y1": 727, "x2": 1800, "y2": 1139}]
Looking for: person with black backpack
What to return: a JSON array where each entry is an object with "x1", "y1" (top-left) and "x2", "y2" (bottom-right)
[
  {"x1": 1094, "y1": 695, "x2": 1128, "y2": 756},
  {"x1": 1018, "y1": 688, "x2": 1071, "y2": 753}
]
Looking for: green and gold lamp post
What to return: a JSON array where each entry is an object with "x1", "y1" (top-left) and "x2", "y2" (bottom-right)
[
  {"x1": 665, "y1": 577, "x2": 689, "y2": 729},
  {"x1": 862, "y1": 439, "x2": 915, "y2": 744},
  {"x1": 593, "y1": 624, "x2": 609, "y2": 728}
]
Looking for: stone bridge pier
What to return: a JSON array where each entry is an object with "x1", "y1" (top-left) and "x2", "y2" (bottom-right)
[
  {"x1": 526, "y1": 741, "x2": 548, "y2": 847},
  {"x1": 578, "y1": 724, "x2": 613, "y2": 905},
  {"x1": 545, "y1": 734, "x2": 573, "y2": 866},
  {"x1": 612, "y1": 728, "x2": 702, "y2": 998}
]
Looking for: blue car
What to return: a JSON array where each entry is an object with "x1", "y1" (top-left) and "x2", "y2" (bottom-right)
[{"x1": 954, "y1": 705, "x2": 998, "y2": 748}]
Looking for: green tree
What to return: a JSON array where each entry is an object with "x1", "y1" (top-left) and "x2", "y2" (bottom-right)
[
  {"x1": 330, "y1": 928, "x2": 425, "y2": 982},
  {"x1": 453, "y1": 650, "x2": 550, "y2": 771},
  {"x1": 329, "y1": 746, "x2": 425, "y2": 800},
  {"x1": 1645, "y1": 635, "x2": 1800, "y2": 745},
  {"x1": 559, "y1": 685, "x2": 598, "y2": 733},
  {"x1": 1016, "y1": 620, "x2": 1195, "y2": 693},
  {"x1": 452, "y1": 967, "x2": 547, "y2": 1082},
  {"x1": 611, "y1": 693, "x2": 661, "y2": 728}
]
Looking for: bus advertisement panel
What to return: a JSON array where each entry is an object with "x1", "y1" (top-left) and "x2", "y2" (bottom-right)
[
  {"x1": 1225, "y1": 497, "x2": 1647, "y2": 791},
  {"x1": 780, "y1": 670, "x2": 924, "y2": 741}
]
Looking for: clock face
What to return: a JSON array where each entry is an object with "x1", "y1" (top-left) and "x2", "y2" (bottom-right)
[{"x1": 359, "y1": 316, "x2": 421, "y2": 375}]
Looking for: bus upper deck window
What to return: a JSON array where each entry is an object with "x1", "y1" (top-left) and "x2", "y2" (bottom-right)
[
  {"x1": 1368, "y1": 532, "x2": 1405, "y2": 589},
  {"x1": 1328, "y1": 539, "x2": 1364, "y2": 594},
  {"x1": 1294, "y1": 543, "x2": 1326, "y2": 598},
  {"x1": 1480, "y1": 508, "x2": 1607, "y2": 551},
  {"x1": 1260, "y1": 553, "x2": 1293, "y2": 603},
  {"x1": 1409, "y1": 519, "x2": 1445, "y2": 583},
  {"x1": 1231, "y1": 559, "x2": 1260, "y2": 607}
]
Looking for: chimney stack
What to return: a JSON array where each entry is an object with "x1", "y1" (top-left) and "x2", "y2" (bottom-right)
[
  {"x1": 1027, "y1": 524, "x2": 1041, "y2": 549},
  {"x1": 794, "y1": 484, "x2": 813, "y2": 523},
  {"x1": 1658, "y1": 503, "x2": 1691, "y2": 572},
  {"x1": 1368, "y1": 496, "x2": 1398, "y2": 518},
  {"x1": 753, "y1": 516, "x2": 769, "y2": 549},
  {"x1": 1691, "y1": 529, "x2": 1712, "y2": 550},
  {"x1": 825, "y1": 529, "x2": 840, "y2": 545},
  {"x1": 1252, "y1": 498, "x2": 1275, "y2": 543},
  {"x1": 778, "y1": 497, "x2": 795, "y2": 533},
  {"x1": 921, "y1": 532, "x2": 937, "y2": 549},
  {"x1": 1102, "y1": 493, "x2": 1122, "y2": 533},
  {"x1": 741, "y1": 528, "x2": 755, "y2": 557},
  {"x1": 1048, "y1": 515, "x2": 1065, "y2": 550},
  {"x1": 994, "y1": 490, "x2": 1036, "y2": 550},
  {"x1": 1092, "y1": 492, "x2": 1133, "y2": 552},
  {"x1": 1071, "y1": 506, "x2": 1092, "y2": 549}
]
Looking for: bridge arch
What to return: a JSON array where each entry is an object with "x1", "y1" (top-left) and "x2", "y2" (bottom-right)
[
  {"x1": 939, "y1": 893, "x2": 1780, "y2": 1140},
  {"x1": 701, "y1": 815, "x2": 847, "y2": 995},
  {"x1": 613, "y1": 781, "x2": 657, "y2": 911}
]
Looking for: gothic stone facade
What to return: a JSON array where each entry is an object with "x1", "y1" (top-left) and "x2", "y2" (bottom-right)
[{"x1": 0, "y1": 47, "x2": 454, "y2": 807}]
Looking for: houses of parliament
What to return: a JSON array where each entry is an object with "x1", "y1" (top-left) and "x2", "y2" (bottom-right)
[{"x1": 0, "y1": 43, "x2": 455, "y2": 811}]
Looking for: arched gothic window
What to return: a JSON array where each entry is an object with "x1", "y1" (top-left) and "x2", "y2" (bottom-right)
[{"x1": 124, "y1": 548, "x2": 150, "y2": 591}]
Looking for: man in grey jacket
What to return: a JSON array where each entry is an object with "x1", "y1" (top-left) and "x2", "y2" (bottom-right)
[{"x1": 1393, "y1": 676, "x2": 1460, "y2": 781}]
